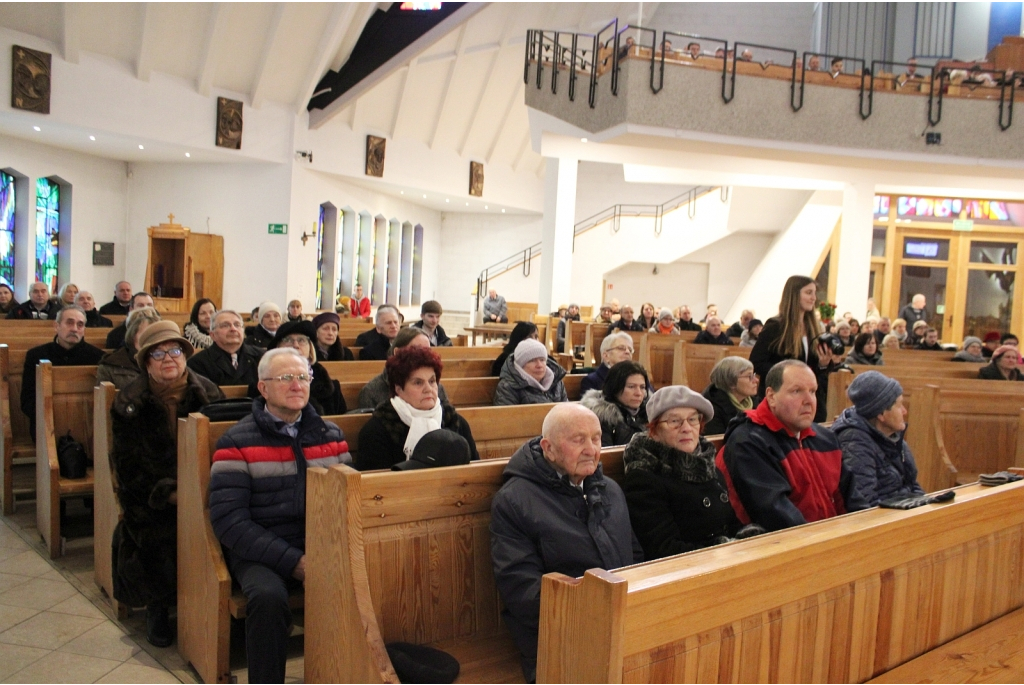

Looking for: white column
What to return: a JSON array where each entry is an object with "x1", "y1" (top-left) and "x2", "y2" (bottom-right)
[
  {"x1": 835, "y1": 180, "x2": 875, "y2": 318},
  {"x1": 538, "y1": 157, "x2": 577, "y2": 314}
]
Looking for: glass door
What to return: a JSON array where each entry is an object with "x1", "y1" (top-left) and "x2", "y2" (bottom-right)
[
  {"x1": 894, "y1": 232, "x2": 951, "y2": 338},
  {"x1": 958, "y1": 240, "x2": 1019, "y2": 339}
]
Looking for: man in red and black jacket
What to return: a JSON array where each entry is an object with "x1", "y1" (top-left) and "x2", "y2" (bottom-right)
[{"x1": 716, "y1": 359, "x2": 867, "y2": 531}]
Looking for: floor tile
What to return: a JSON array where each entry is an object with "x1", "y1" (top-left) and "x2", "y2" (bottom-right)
[
  {"x1": 3, "y1": 650, "x2": 121, "y2": 684},
  {"x1": 0, "y1": 572, "x2": 32, "y2": 594},
  {"x1": 48, "y1": 593, "x2": 108, "y2": 620},
  {"x1": 0, "y1": 547, "x2": 31, "y2": 565},
  {"x1": 0, "y1": 551, "x2": 54, "y2": 578},
  {"x1": 0, "y1": 610, "x2": 102, "y2": 650},
  {"x1": 0, "y1": 577, "x2": 78, "y2": 611},
  {"x1": 95, "y1": 662, "x2": 182, "y2": 684},
  {"x1": 0, "y1": 604, "x2": 40, "y2": 634},
  {"x1": 0, "y1": 644, "x2": 48, "y2": 681},
  {"x1": 59, "y1": 621, "x2": 141, "y2": 661},
  {"x1": 0, "y1": 530, "x2": 29, "y2": 551}
]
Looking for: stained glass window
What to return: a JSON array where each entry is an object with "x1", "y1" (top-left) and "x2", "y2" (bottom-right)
[
  {"x1": 35, "y1": 178, "x2": 59, "y2": 290},
  {"x1": 896, "y1": 196, "x2": 1011, "y2": 222},
  {"x1": 0, "y1": 172, "x2": 14, "y2": 287},
  {"x1": 315, "y1": 205, "x2": 325, "y2": 309}
]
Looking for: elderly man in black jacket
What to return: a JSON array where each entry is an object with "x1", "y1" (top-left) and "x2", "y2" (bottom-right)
[
  {"x1": 355, "y1": 304, "x2": 402, "y2": 360},
  {"x1": 7, "y1": 281, "x2": 58, "y2": 320},
  {"x1": 490, "y1": 404, "x2": 642, "y2": 681},
  {"x1": 187, "y1": 310, "x2": 264, "y2": 386},
  {"x1": 208, "y1": 348, "x2": 352, "y2": 683},
  {"x1": 21, "y1": 306, "x2": 104, "y2": 439}
]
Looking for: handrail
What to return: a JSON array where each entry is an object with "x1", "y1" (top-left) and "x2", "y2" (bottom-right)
[
  {"x1": 727, "y1": 43, "x2": 798, "y2": 109},
  {"x1": 476, "y1": 186, "x2": 722, "y2": 311},
  {"x1": 796, "y1": 52, "x2": 867, "y2": 117},
  {"x1": 656, "y1": 31, "x2": 729, "y2": 97}
]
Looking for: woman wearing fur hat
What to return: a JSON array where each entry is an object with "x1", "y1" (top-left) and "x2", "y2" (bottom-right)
[
  {"x1": 580, "y1": 361, "x2": 650, "y2": 446},
  {"x1": 493, "y1": 339, "x2": 568, "y2": 405},
  {"x1": 622, "y1": 386, "x2": 763, "y2": 560},
  {"x1": 244, "y1": 301, "x2": 283, "y2": 349},
  {"x1": 110, "y1": 321, "x2": 223, "y2": 647},
  {"x1": 978, "y1": 345, "x2": 1024, "y2": 380}
]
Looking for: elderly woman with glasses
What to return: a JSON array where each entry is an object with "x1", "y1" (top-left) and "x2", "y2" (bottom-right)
[
  {"x1": 581, "y1": 360, "x2": 651, "y2": 446},
  {"x1": 110, "y1": 321, "x2": 223, "y2": 648},
  {"x1": 247, "y1": 320, "x2": 346, "y2": 416},
  {"x1": 581, "y1": 332, "x2": 636, "y2": 392},
  {"x1": 702, "y1": 356, "x2": 760, "y2": 436},
  {"x1": 621, "y1": 386, "x2": 763, "y2": 561}
]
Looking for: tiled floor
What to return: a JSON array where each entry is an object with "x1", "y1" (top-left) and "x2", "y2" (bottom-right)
[{"x1": 0, "y1": 499, "x2": 181, "y2": 684}]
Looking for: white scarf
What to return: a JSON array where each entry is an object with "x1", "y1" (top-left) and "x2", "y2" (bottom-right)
[
  {"x1": 514, "y1": 361, "x2": 554, "y2": 391},
  {"x1": 390, "y1": 396, "x2": 443, "y2": 457}
]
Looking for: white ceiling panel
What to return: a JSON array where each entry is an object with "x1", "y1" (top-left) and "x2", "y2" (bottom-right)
[{"x1": 0, "y1": 3, "x2": 61, "y2": 45}]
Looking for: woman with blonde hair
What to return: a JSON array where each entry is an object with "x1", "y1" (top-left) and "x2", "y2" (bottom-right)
[{"x1": 749, "y1": 275, "x2": 840, "y2": 422}]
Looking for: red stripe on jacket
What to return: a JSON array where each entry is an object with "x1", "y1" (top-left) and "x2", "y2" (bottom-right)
[{"x1": 213, "y1": 440, "x2": 349, "y2": 464}]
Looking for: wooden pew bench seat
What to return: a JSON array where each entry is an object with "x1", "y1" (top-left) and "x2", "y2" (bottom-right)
[
  {"x1": 228, "y1": 589, "x2": 304, "y2": 620},
  {"x1": 868, "y1": 605, "x2": 1024, "y2": 684},
  {"x1": 59, "y1": 468, "x2": 95, "y2": 497}
]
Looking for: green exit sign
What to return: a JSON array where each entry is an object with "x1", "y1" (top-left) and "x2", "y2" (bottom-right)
[
  {"x1": 268, "y1": 223, "x2": 288, "y2": 235},
  {"x1": 952, "y1": 219, "x2": 974, "y2": 231}
]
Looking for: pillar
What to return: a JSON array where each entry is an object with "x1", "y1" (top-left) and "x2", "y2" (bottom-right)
[
  {"x1": 834, "y1": 180, "x2": 875, "y2": 318},
  {"x1": 538, "y1": 157, "x2": 577, "y2": 315}
]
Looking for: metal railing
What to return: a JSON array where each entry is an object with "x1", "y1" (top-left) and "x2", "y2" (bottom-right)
[
  {"x1": 475, "y1": 186, "x2": 721, "y2": 312},
  {"x1": 523, "y1": 23, "x2": 1021, "y2": 131}
]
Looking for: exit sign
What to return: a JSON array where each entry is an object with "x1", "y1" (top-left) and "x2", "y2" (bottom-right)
[
  {"x1": 268, "y1": 223, "x2": 288, "y2": 235},
  {"x1": 952, "y1": 219, "x2": 974, "y2": 232}
]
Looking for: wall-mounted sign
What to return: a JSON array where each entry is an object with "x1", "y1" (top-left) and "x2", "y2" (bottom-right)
[
  {"x1": 952, "y1": 219, "x2": 974, "y2": 231},
  {"x1": 92, "y1": 242, "x2": 115, "y2": 266},
  {"x1": 268, "y1": 223, "x2": 288, "y2": 235}
]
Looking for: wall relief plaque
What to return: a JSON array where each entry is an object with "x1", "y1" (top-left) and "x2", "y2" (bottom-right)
[
  {"x1": 216, "y1": 97, "x2": 243, "y2": 149},
  {"x1": 366, "y1": 135, "x2": 386, "y2": 177},
  {"x1": 469, "y1": 161, "x2": 484, "y2": 197},
  {"x1": 12, "y1": 45, "x2": 51, "y2": 114}
]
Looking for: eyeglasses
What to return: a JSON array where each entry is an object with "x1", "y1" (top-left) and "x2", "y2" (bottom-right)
[
  {"x1": 281, "y1": 336, "x2": 311, "y2": 347},
  {"x1": 657, "y1": 415, "x2": 702, "y2": 430},
  {"x1": 608, "y1": 346, "x2": 634, "y2": 354},
  {"x1": 737, "y1": 372, "x2": 759, "y2": 382},
  {"x1": 216, "y1": 321, "x2": 244, "y2": 330},
  {"x1": 149, "y1": 346, "x2": 183, "y2": 361},
  {"x1": 261, "y1": 373, "x2": 313, "y2": 384}
]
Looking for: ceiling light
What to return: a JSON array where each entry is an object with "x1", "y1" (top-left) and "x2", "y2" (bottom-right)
[
  {"x1": 33, "y1": 126, "x2": 40, "y2": 132},
  {"x1": 185, "y1": 152, "x2": 191, "y2": 158},
  {"x1": 465, "y1": 202, "x2": 469, "y2": 206},
  {"x1": 502, "y1": 208, "x2": 506, "y2": 213},
  {"x1": 138, "y1": 145, "x2": 144, "y2": 150},
  {"x1": 400, "y1": 191, "x2": 404, "y2": 194},
  {"x1": 423, "y1": 194, "x2": 427, "y2": 199},
  {"x1": 485, "y1": 205, "x2": 489, "y2": 209},
  {"x1": 89, "y1": 135, "x2": 95, "y2": 141},
  {"x1": 581, "y1": 137, "x2": 588, "y2": 143},
  {"x1": 445, "y1": 198, "x2": 449, "y2": 203}
]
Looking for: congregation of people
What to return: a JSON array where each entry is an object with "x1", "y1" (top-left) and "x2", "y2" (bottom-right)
[{"x1": 6, "y1": 273, "x2": 1020, "y2": 683}]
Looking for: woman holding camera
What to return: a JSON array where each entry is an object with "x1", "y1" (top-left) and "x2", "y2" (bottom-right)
[{"x1": 749, "y1": 275, "x2": 841, "y2": 422}]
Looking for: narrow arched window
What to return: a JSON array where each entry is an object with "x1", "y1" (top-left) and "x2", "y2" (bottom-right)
[
  {"x1": 35, "y1": 177, "x2": 59, "y2": 290},
  {"x1": 0, "y1": 171, "x2": 15, "y2": 287}
]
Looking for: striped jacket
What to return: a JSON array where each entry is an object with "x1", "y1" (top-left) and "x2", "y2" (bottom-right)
[{"x1": 208, "y1": 398, "x2": 352, "y2": 577}]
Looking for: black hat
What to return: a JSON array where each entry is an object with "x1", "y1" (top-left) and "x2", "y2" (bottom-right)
[
  {"x1": 268, "y1": 319, "x2": 317, "y2": 348},
  {"x1": 392, "y1": 430, "x2": 471, "y2": 471},
  {"x1": 747, "y1": 318, "x2": 763, "y2": 332},
  {"x1": 385, "y1": 642, "x2": 460, "y2": 683}
]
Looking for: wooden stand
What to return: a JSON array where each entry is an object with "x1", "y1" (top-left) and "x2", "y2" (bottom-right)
[{"x1": 143, "y1": 214, "x2": 223, "y2": 313}]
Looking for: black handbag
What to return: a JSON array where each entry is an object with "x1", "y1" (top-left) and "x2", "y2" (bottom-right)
[
  {"x1": 200, "y1": 398, "x2": 254, "y2": 422},
  {"x1": 56, "y1": 430, "x2": 88, "y2": 479}
]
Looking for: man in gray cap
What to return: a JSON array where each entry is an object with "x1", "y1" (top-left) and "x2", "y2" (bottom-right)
[{"x1": 831, "y1": 371, "x2": 924, "y2": 507}]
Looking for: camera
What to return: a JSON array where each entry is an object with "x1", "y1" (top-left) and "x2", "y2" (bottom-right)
[{"x1": 817, "y1": 333, "x2": 846, "y2": 357}]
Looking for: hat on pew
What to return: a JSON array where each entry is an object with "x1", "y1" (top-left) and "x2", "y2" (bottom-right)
[
  {"x1": 848, "y1": 371, "x2": 902, "y2": 419},
  {"x1": 385, "y1": 642, "x2": 460, "y2": 683},
  {"x1": 135, "y1": 320, "x2": 194, "y2": 367},
  {"x1": 312, "y1": 311, "x2": 340, "y2": 330},
  {"x1": 392, "y1": 430, "x2": 472, "y2": 471}
]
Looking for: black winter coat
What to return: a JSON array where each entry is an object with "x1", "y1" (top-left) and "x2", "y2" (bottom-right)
[
  {"x1": 702, "y1": 384, "x2": 757, "y2": 437},
  {"x1": 84, "y1": 309, "x2": 113, "y2": 328},
  {"x1": 694, "y1": 330, "x2": 734, "y2": 345},
  {"x1": 493, "y1": 355, "x2": 568, "y2": 405},
  {"x1": 99, "y1": 298, "x2": 131, "y2": 316},
  {"x1": 978, "y1": 363, "x2": 1024, "y2": 381},
  {"x1": 749, "y1": 316, "x2": 832, "y2": 423},
  {"x1": 6, "y1": 299, "x2": 58, "y2": 319},
  {"x1": 622, "y1": 434, "x2": 741, "y2": 560},
  {"x1": 110, "y1": 370, "x2": 223, "y2": 606},
  {"x1": 832, "y1": 407, "x2": 924, "y2": 507},
  {"x1": 609, "y1": 318, "x2": 644, "y2": 333},
  {"x1": 579, "y1": 390, "x2": 647, "y2": 447},
  {"x1": 105, "y1": 323, "x2": 127, "y2": 350},
  {"x1": 187, "y1": 342, "x2": 264, "y2": 387},
  {"x1": 356, "y1": 329, "x2": 392, "y2": 360},
  {"x1": 490, "y1": 438, "x2": 642, "y2": 680},
  {"x1": 243, "y1": 325, "x2": 275, "y2": 349},
  {"x1": 676, "y1": 319, "x2": 702, "y2": 332},
  {"x1": 315, "y1": 341, "x2": 355, "y2": 362},
  {"x1": 21, "y1": 338, "x2": 105, "y2": 439},
  {"x1": 355, "y1": 399, "x2": 478, "y2": 471}
]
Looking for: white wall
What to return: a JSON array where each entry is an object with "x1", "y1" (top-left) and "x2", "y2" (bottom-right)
[
  {"x1": 126, "y1": 161, "x2": 294, "y2": 311},
  {"x1": 649, "y1": 3, "x2": 816, "y2": 54},
  {"x1": 604, "y1": 261, "x2": 710, "y2": 315},
  {"x1": 575, "y1": 161, "x2": 693, "y2": 225},
  {"x1": 0, "y1": 133, "x2": 127, "y2": 300},
  {"x1": 683, "y1": 232, "x2": 777, "y2": 322}
]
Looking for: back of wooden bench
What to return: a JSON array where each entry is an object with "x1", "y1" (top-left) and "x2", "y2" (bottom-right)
[
  {"x1": 92, "y1": 382, "x2": 125, "y2": 617},
  {"x1": 320, "y1": 358, "x2": 494, "y2": 383},
  {"x1": 337, "y1": 375, "x2": 584, "y2": 410},
  {"x1": 537, "y1": 481, "x2": 1024, "y2": 683}
]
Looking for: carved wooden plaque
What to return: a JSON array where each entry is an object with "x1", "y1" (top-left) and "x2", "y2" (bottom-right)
[
  {"x1": 12, "y1": 45, "x2": 51, "y2": 114},
  {"x1": 469, "y1": 161, "x2": 484, "y2": 197},
  {"x1": 366, "y1": 135, "x2": 386, "y2": 177},
  {"x1": 216, "y1": 97, "x2": 243, "y2": 149}
]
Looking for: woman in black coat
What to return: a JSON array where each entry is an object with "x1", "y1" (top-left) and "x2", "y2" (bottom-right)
[
  {"x1": 312, "y1": 311, "x2": 355, "y2": 361},
  {"x1": 580, "y1": 360, "x2": 650, "y2": 446},
  {"x1": 750, "y1": 275, "x2": 841, "y2": 422},
  {"x1": 110, "y1": 322, "x2": 222, "y2": 647},
  {"x1": 356, "y1": 346, "x2": 478, "y2": 470},
  {"x1": 490, "y1": 321, "x2": 538, "y2": 376},
  {"x1": 701, "y1": 356, "x2": 760, "y2": 436},
  {"x1": 622, "y1": 385, "x2": 762, "y2": 561},
  {"x1": 247, "y1": 319, "x2": 347, "y2": 416}
]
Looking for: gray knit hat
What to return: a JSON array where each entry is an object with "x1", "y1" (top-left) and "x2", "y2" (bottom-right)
[
  {"x1": 848, "y1": 371, "x2": 902, "y2": 419},
  {"x1": 658, "y1": 307, "x2": 675, "y2": 321},
  {"x1": 513, "y1": 339, "x2": 548, "y2": 365},
  {"x1": 962, "y1": 336, "x2": 982, "y2": 351},
  {"x1": 646, "y1": 385, "x2": 714, "y2": 423}
]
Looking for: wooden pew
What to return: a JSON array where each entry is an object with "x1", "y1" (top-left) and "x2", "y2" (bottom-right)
[
  {"x1": 92, "y1": 382, "x2": 126, "y2": 618},
  {"x1": 684, "y1": 344, "x2": 751, "y2": 394},
  {"x1": 178, "y1": 401, "x2": 569, "y2": 682},
  {"x1": 320, "y1": 358, "x2": 495, "y2": 383},
  {"x1": 536, "y1": 480, "x2": 1024, "y2": 683},
  {"x1": 0, "y1": 344, "x2": 18, "y2": 515},
  {"x1": 35, "y1": 362, "x2": 97, "y2": 558},
  {"x1": 338, "y1": 375, "x2": 584, "y2": 410},
  {"x1": 639, "y1": 337, "x2": 684, "y2": 389}
]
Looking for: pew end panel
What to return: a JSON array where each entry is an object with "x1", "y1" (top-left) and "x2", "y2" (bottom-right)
[
  {"x1": 537, "y1": 481, "x2": 1024, "y2": 683},
  {"x1": 1, "y1": 344, "x2": 12, "y2": 515},
  {"x1": 92, "y1": 382, "x2": 127, "y2": 619},
  {"x1": 177, "y1": 413, "x2": 233, "y2": 684}
]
